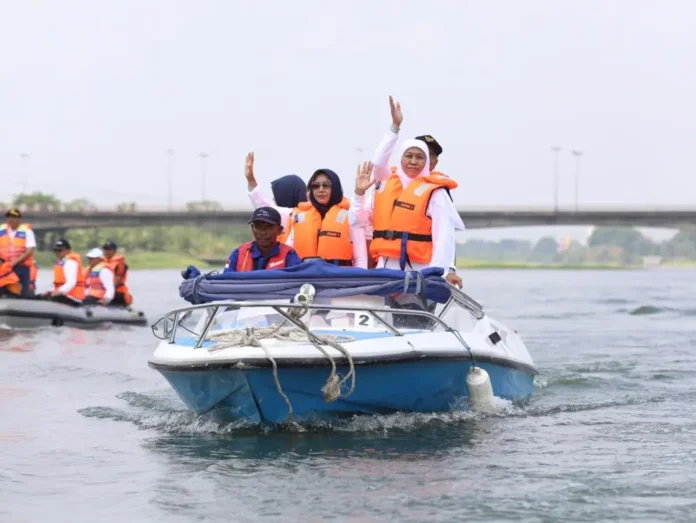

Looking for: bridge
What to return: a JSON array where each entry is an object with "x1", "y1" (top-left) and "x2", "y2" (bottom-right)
[{"x1": 21, "y1": 205, "x2": 696, "y2": 233}]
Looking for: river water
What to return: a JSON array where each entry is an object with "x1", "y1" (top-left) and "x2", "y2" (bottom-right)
[{"x1": 1, "y1": 269, "x2": 695, "y2": 522}]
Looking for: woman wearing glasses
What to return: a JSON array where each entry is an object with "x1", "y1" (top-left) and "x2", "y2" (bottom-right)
[
  {"x1": 243, "y1": 153, "x2": 367, "y2": 268},
  {"x1": 287, "y1": 169, "x2": 367, "y2": 268}
]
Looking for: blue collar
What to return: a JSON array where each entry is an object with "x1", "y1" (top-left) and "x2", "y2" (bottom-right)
[{"x1": 250, "y1": 242, "x2": 281, "y2": 259}]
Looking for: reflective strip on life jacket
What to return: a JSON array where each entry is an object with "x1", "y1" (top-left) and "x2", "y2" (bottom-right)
[
  {"x1": 235, "y1": 242, "x2": 294, "y2": 272},
  {"x1": 371, "y1": 174, "x2": 458, "y2": 268},
  {"x1": 85, "y1": 263, "x2": 106, "y2": 299},
  {"x1": 292, "y1": 199, "x2": 353, "y2": 266}
]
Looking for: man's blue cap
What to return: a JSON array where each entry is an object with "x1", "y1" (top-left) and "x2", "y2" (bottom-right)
[
  {"x1": 249, "y1": 207, "x2": 281, "y2": 225},
  {"x1": 102, "y1": 240, "x2": 118, "y2": 250}
]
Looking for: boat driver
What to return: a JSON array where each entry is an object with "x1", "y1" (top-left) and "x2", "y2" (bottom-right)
[{"x1": 224, "y1": 207, "x2": 302, "y2": 273}]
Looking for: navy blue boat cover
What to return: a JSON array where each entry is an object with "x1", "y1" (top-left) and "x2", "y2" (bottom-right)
[{"x1": 179, "y1": 259, "x2": 452, "y2": 304}]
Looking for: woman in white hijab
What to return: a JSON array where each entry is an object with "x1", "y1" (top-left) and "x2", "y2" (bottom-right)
[{"x1": 350, "y1": 138, "x2": 463, "y2": 287}]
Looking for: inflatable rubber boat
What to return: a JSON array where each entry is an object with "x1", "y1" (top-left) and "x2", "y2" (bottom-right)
[{"x1": 0, "y1": 298, "x2": 148, "y2": 329}]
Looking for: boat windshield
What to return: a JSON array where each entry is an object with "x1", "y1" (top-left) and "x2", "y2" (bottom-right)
[{"x1": 177, "y1": 293, "x2": 453, "y2": 338}]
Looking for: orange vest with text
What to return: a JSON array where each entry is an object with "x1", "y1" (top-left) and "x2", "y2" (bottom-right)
[
  {"x1": 0, "y1": 223, "x2": 35, "y2": 267},
  {"x1": 53, "y1": 252, "x2": 85, "y2": 301},
  {"x1": 370, "y1": 174, "x2": 458, "y2": 266},
  {"x1": 236, "y1": 242, "x2": 294, "y2": 272},
  {"x1": 291, "y1": 198, "x2": 353, "y2": 266}
]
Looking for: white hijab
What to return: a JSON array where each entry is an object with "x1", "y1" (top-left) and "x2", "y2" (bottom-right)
[
  {"x1": 393, "y1": 138, "x2": 465, "y2": 231},
  {"x1": 394, "y1": 139, "x2": 430, "y2": 190}
]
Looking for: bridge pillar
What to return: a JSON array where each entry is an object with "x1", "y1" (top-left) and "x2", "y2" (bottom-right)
[{"x1": 35, "y1": 230, "x2": 68, "y2": 251}]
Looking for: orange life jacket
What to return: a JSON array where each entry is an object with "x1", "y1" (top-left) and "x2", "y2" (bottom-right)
[
  {"x1": 104, "y1": 254, "x2": 130, "y2": 295},
  {"x1": 84, "y1": 263, "x2": 107, "y2": 300},
  {"x1": 291, "y1": 199, "x2": 353, "y2": 266},
  {"x1": 371, "y1": 174, "x2": 458, "y2": 267},
  {"x1": 0, "y1": 223, "x2": 35, "y2": 267},
  {"x1": 0, "y1": 261, "x2": 21, "y2": 295},
  {"x1": 53, "y1": 252, "x2": 85, "y2": 301},
  {"x1": 236, "y1": 242, "x2": 294, "y2": 272}
]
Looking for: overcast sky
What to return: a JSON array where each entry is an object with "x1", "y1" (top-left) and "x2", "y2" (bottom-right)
[{"x1": 1, "y1": 0, "x2": 695, "y2": 214}]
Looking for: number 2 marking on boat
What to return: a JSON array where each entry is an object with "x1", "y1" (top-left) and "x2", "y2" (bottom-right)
[{"x1": 355, "y1": 313, "x2": 373, "y2": 327}]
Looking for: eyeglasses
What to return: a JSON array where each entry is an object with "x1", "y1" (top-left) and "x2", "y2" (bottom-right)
[{"x1": 310, "y1": 182, "x2": 332, "y2": 189}]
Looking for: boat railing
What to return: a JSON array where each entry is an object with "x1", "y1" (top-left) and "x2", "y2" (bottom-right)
[{"x1": 152, "y1": 296, "x2": 483, "y2": 349}]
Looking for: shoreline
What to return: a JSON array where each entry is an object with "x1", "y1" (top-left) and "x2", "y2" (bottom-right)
[{"x1": 31, "y1": 251, "x2": 696, "y2": 271}]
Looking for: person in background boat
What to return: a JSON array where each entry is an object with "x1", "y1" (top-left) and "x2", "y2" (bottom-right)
[
  {"x1": 41, "y1": 239, "x2": 85, "y2": 306},
  {"x1": 244, "y1": 156, "x2": 308, "y2": 244},
  {"x1": 351, "y1": 141, "x2": 463, "y2": 288},
  {"x1": 0, "y1": 209, "x2": 37, "y2": 297},
  {"x1": 0, "y1": 256, "x2": 21, "y2": 298},
  {"x1": 287, "y1": 168, "x2": 368, "y2": 268},
  {"x1": 224, "y1": 207, "x2": 302, "y2": 273},
  {"x1": 83, "y1": 248, "x2": 115, "y2": 306},
  {"x1": 102, "y1": 240, "x2": 133, "y2": 307}
]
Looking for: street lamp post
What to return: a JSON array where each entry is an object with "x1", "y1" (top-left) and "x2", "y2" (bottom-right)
[
  {"x1": 19, "y1": 153, "x2": 30, "y2": 194},
  {"x1": 571, "y1": 150, "x2": 583, "y2": 212},
  {"x1": 199, "y1": 153, "x2": 209, "y2": 202},
  {"x1": 550, "y1": 146, "x2": 562, "y2": 213},
  {"x1": 166, "y1": 149, "x2": 175, "y2": 210}
]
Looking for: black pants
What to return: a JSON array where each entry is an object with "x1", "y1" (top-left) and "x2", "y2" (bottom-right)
[
  {"x1": 12, "y1": 264, "x2": 32, "y2": 297},
  {"x1": 0, "y1": 287, "x2": 19, "y2": 298},
  {"x1": 83, "y1": 296, "x2": 101, "y2": 305},
  {"x1": 111, "y1": 292, "x2": 130, "y2": 307}
]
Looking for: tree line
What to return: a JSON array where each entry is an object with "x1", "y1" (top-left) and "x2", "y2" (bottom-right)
[{"x1": 457, "y1": 226, "x2": 696, "y2": 266}]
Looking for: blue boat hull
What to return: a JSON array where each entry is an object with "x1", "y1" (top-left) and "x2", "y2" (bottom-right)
[{"x1": 155, "y1": 359, "x2": 535, "y2": 425}]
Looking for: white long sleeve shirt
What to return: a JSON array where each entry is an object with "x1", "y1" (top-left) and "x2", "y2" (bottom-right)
[
  {"x1": 349, "y1": 129, "x2": 464, "y2": 272},
  {"x1": 99, "y1": 266, "x2": 116, "y2": 302},
  {"x1": 57, "y1": 258, "x2": 79, "y2": 298},
  {"x1": 248, "y1": 186, "x2": 368, "y2": 269}
]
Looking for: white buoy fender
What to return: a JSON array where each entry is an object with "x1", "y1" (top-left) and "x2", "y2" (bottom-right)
[{"x1": 466, "y1": 366, "x2": 497, "y2": 412}]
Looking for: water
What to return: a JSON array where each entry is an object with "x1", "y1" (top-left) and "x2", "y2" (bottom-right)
[{"x1": 2, "y1": 269, "x2": 695, "y2": 522}]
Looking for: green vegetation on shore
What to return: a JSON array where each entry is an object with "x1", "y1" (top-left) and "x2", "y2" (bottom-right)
[{"x1": 9, "y1": 192, "x2": 696, "y2": 271}]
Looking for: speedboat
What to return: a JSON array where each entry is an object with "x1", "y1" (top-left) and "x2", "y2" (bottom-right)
[
  {"x1": 148, "y1": 260, "x2": 537, "y2": 426},
  {"x1": 0, "y1": 298, "x2": 147, "y2": 329}
]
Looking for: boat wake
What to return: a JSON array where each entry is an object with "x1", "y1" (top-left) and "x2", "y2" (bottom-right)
[{"x1": 78, "y1": 389, "x2": 524, "y2": 436}]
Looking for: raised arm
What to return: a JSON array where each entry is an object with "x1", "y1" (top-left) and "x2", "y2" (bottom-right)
[
  {"x1": 244, "y1": 152, "x2": 293, "y2": 224},
  {"x1": 371, "y1": 96, "x2": 403, "y2": 182},
  {"x1": 349, "y1": 161, "x2": 375, "y2": 228}
]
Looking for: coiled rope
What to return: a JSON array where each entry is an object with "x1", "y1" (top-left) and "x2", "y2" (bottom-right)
[{"x1": 204, "y1": 312, "x2": 356, "y2": 424}]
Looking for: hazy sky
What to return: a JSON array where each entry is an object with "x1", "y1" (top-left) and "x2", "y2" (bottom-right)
[{"x1": 1, "y1": 0, "x2": 695, "y2": 212}]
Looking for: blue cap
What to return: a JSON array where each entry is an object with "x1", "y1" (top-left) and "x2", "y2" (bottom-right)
[
  {"x1": 102, "y1": 240, "x2": 117, "y2": 250},
  {"x1": 249, "y1": 207, "x2": 281, "y2": 226}
]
